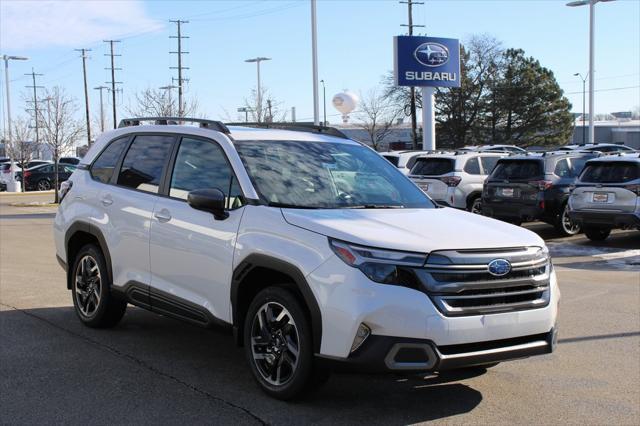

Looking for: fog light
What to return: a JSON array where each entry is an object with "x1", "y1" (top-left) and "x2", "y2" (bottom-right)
[{"x1": 350, "y1": 323, "x2": 371, "y2": 353}]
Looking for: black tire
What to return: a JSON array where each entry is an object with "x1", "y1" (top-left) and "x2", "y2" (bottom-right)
[
  {"x1": 70, "y1": 244, "x2": 126, "y2": 328},
  {"x1": 467, "y1": 195, "x2": 482, "y2": 215},
  {"x1": 37, "y1": 179, "x2": 51, "y2": 191},
  {"x1": 243, "y1": 287, "x2": 318, "y2": 400},
  {"x1": 584, "y1": 227, "x2": 611, "y2": 241},
  {"x1": 555, "y1": 204, "x2": 581, "y2": 236}
]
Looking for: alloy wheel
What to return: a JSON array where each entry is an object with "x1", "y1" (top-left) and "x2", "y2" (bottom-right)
[
  {"x1": 561, "y1": 205, "x2": 581, "y2": 235},
  {"x1": 74, "y1": 255, "x2": 102, "y2": 317},
  {"x1": 37, "y1": 180, "x2": 51, "y2": 191},
  {"x1": 250, "y1": 302, "x2": 300, "y2": 386},
  {"x1": 470, "y1": 198, "x2": 482, "y2": 215}
]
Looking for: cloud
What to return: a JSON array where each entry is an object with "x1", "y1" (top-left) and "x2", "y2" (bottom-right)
[{"x1": 0, "y1": 0, "x2": 164, "y2": 50}]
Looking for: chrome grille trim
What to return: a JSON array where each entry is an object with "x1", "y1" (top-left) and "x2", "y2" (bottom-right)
[{"x1": 422, "y1": 246, "x2": 551, "y2": 316}]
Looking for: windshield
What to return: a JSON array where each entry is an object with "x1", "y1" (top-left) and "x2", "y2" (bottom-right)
[
  {"x1": 580, "y1": 162, "x2": 639, "y2": 183},
  {"x1": 410, "y1": 158, "x2": 454, "y2": 176},
  {"x1": 490, "y1": 160, "x2": 544, "y2": 180},
  {"x1": 234, "y1": 140, "x2": 435, "y2": 209}
]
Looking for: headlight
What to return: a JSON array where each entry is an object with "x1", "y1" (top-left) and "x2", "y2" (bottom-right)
[{"x1": 329, "y1": 239, "x2": 426, "y2": 286}]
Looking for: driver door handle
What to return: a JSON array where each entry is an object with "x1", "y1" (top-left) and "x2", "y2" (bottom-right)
[
  {"x1": 154, "y1": 209, "x2": 172, "y2": 223},
  {"x1": 100, "y1": 194, "x2": 113, "y2": 206}
]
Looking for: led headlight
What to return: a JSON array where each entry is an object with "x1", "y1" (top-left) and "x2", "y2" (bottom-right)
[{"x1": 329, "y1": 239, "x2": 426, "y2": 286}]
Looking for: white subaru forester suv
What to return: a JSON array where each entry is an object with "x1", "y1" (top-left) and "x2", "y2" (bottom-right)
[{"x1": 54, "y1": 118, "x2": 559, "y2": 400}]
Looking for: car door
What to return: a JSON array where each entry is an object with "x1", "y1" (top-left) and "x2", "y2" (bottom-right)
[
  {"x1": 149, "y1": 135, "x2": 246, "y2": 323},
  {"x1": 100, "y1": 134, "x2": 175, "y2": 291}
]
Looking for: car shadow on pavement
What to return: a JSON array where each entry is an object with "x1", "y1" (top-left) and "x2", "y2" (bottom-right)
[{"x1": 1, "y1": 305, "x2": 484, "y2": 425}]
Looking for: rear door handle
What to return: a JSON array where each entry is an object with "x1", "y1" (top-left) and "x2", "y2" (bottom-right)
[
  {"x1": 100, "y1": 194, "x2": 113, "y2": 206},
  {"x1": 154, "y1": 209, "x2": 172, "y2": 223}
]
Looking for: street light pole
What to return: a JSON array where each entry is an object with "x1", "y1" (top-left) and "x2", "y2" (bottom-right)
[
  {"x1": 159, "y1": 85, "x2": 178, "y2": 116},
  {"x1": 574, "y1": 73, "x2": 587, "y2": 144},
  {"x1": 567, "y1": 0, "x2": 615, "y2": 144},
  {"x1": 320, "y1": 79, "x2": 326, "y2": 125},
  {"x1": 245, "y1": 57, "x2": 271, "y2": 122},
  {"x1": 3, "y1": 55, "x2": 29, "y2": 192},
  {"x1": 311, "y1": 0, "x2": 320, "y2": 126}
]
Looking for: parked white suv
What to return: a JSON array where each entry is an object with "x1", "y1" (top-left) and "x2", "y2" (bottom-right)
[
  {"x1": 381, "y1": 150, "x2": 430, "y2": 174},
  {"x1": 409, "y1": 151, "x2": 507, "y2": 213},
  {"x1": 54, "y1": 118, "x2": 559, "y2": 400}
]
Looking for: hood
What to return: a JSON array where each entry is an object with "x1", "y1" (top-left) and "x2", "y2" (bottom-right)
[{"x1": 282, "y1": 207, "x2": 544, "y2": 253}]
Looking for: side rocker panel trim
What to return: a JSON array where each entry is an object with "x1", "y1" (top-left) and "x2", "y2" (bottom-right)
[{"x1": 231, "y1": 254, "x2": 323, "y2": 353}]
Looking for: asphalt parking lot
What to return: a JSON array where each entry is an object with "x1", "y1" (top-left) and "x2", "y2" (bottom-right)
[{"x1": 1, "y1": 191, "x2": 638, "y2": 425}]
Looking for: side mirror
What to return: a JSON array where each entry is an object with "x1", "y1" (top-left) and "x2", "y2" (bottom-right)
[{"x1": 187, "y1": 188, "x2": 228, "y2": 220}]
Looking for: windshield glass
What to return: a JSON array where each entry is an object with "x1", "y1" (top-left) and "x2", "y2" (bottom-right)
[
  {"x1": 580, "y1": 162, "x2": 639, "y2": 183},
  {"x1": 490, "y1": 159, "x2": 544, "y2": 180},
  {"x1": 234, "y1": 140, "x2": 435, "y2": 209},
  {"x1": 410, "y1": 158, "x2": 454, "y2": 176}
]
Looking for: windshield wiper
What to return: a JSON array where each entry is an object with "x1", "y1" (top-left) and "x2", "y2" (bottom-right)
[
  {"x1": 267, "y1": 202, "x2": 320, "y2": 209},
  {"x1": 343, "y1": 204, "x2": 405, "y2": 209}
]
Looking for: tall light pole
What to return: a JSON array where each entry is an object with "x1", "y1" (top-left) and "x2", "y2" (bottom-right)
[
  {"x1": 320, "y1": 79, "x2": 326, "y2": 125},
  {"x1": 159, "y1": 85, "x2": 178, "y2": 116},
  {"x1": 3, "y1": 55, "x2": 29, "y2": 192},
  {"x1": 310, "y1": 0, "x2": 320, "y2": 125},
  {"x1": 245, "y1": 57, "x2": 271, "y2": 122},
  {"x1": 567, "y1": 0, "x2": 615, "y2": 144},
  {"x1": 573, "y1": 73, "x2": 588, "y2": 144},
  {"x1": 94, "y1": 86, "x2": 108, "y2": 132}
]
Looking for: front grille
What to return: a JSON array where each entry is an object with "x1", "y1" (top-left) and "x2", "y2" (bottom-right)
[{"x1": 421, "y1": 247, "x2": 551, "y2": 316}]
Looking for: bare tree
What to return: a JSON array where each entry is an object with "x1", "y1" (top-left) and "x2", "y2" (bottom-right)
[
  {"x1": 6, "y1": 116, "x2": 38, "y2": 189},
  {"x1": 126, "y1": 87, "x2": 201, "y2": 119},
  {"x1": 356, "y1": 89, "x2": 403, "y2": 151},
  {"x1": 242, "y1": 87, "x2": 287, "y2": 123},
  {"x1": 40, "y1": 86, "x2": 83, "y2": 202}
]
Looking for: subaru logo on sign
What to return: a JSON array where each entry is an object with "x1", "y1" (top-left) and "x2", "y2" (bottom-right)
[
  {"x1": 414, "y1": 43, "x2": 449, "y2": 67},
  {"x1": 488, "y1": 259, "x2": 511, "y2": 277}
]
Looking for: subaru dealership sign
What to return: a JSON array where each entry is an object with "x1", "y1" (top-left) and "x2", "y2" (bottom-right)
[{"x1": 394, "y1": 36, "x2": 461, "y2": 88}]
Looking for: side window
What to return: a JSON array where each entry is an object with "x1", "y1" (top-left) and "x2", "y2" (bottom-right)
[
  {"x1": 554, "y1": 159, "x2": 571, "y2": 177},
  {"x1": 41, "y1": 165, "x2": 54, "y2": 173},
  {"x1": 117, "y1": 135, "x2": 174, "y2": 194},
  {"x1": 480, "y1": 157, "x2": 499, "y2": 174},
  {"x1": 569, "y1": 157, "x2": 589, "y2": 177},
  {"x1": 464, "y1": 157, "x2": 481, "y2": 175},
  {"x1": 169, "y1": 137, "x2": 244, "y2": 209},
  {"x1": 91, "y1": 137, "x2": 129, "y2": 184}
]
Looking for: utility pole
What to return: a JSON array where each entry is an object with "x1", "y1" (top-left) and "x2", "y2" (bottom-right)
[
  {"x1": 94, "y1": 86, "x2": 108, "y2": 132},
  {"x1": 310, "y1": 0, "x2": 320, "y2": 125},
  {"x1": 75, "y1": 48, "x2": 92, "y2": 145},
  {"x1": 320, "y1": 79, "x2": 327, "y2": 125},
  {"x1": 25, "y1": 69, "x2": 44, "y2": 145},
  {"x1": 400, "y1": 0, "x2": 424, "y2": 150},
  {"x1": 170, "y1": 20, "x2": 189, "y2": 118},
  {"x1": 104, "y1": 40, "x2": 122, "y2": 128}
]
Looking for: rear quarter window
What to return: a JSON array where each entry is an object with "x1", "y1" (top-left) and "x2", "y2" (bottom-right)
[
  {"x1": 91, "y1": 137, "x2": 130, "y2": 184},
  {"x1": 580, "y1": 162, "x2": 639, "y2": 183},
  {"x1": 410, "y1": 158, "x2": 454, "y2": 176},
  {"x1": 490, "y1": 160, "x2": 543, "y2": 180},
  {"x1": 382, "y1": 155, "x2": 400, "y2": 167}
]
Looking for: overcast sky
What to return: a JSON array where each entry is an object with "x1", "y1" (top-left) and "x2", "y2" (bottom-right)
[{"x1": 1, "y1": 0, "x2": 639, "y2": 130}]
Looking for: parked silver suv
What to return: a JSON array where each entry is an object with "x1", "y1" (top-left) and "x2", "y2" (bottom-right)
[
  {"x1": 408, "y1": 151, "x2": 507, "y2": 213},
  {"x1": 569, "y1": 153, "x2": 640, "y2": 240}
]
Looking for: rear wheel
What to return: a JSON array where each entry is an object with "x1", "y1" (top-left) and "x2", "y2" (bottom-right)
[
  {"x1": 468, "y1": 196, "x2": 482, "y2": 215},
  {"x1": 584, "y1": 227, "x2": 611, "y2": 241},
  {"x1": 71, "y1": 244, "x2": 126, "y2": 328},
  {"x1": 37, "y1": 179, "x2": 51, "y2": 191},
  {"x1": 555, "y1": 204, "x2": 581, "y2": 236},
  {"x1": 244, "y1": 287, "x2": 318, "y2": 400}
]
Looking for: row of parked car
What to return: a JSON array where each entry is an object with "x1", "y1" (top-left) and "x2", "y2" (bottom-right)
[
  {"x1": 0, "y1": 157, "x2": 80, "y2": 192},
  {"x1": 383, "y1": 143, "x2": 639, "y2": 241}
]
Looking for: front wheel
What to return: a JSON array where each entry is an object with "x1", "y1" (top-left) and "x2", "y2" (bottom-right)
[
  {"x1": 37, "y1": 179, "x2": 51, "y2": 191},
  {"x1": 584, "y1": 227, "x2": 611, "y2": 241},
  {"x1": 244, "y1": 287, "x2": 317, "y2": 400},
  {"x1": 555, "y1": 204, "x2": 581, "y2": 236},
  {"x1": 468, "y1": 196, "x2": 482, "y2": 215}
]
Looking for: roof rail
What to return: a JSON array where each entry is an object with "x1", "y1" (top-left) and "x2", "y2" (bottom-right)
[
  {"x1": 118, "y1": 117, "x2": 231, "y2": 134},
  {"x1": 225, "y1": 122, "x2": 349, "y2": 139}
]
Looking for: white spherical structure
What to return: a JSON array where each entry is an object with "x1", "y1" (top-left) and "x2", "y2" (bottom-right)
[{"x1": 332, "y1": 90, "x2": 359, "y2": 123}]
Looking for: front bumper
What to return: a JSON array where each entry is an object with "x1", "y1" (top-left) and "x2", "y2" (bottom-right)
[
  {"x1": 318, "y1": 328, "x2": 557, "y2": 373},
  {"x1": 569, "y1": 210, "x2": 640, "y2": 228}
]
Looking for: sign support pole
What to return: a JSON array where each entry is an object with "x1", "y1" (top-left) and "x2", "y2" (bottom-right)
[{"x1": 422, "y1": 86, "x2": 436, "y2": 151}]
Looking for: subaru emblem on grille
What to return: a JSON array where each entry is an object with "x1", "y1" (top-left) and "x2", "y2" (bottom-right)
[{"x1": 488, "y1": 259, "x2": 511, "y2": 277}]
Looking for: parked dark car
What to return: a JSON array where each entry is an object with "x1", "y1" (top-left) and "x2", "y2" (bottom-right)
[
  {"x1": 20, "y1": 160, "x2": 53, "y2": 169},
  {"x1": 17, "y1": 163, "x2": 76, "y2": 191},
  {"x1": 59, "y1": 156, "x2": 81, "y2": 165},
  {"x1": 482, "y1": 151, "x2": 599, "y2": 236}
]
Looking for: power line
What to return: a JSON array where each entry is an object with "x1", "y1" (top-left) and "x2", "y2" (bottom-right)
[
  {"x1": 75, "y1": 48, "x2": 92, "y2": 146},
  {"x1": 169, "y1": 20, "x2": 189, "y2": 118},
  {"x1": 24, "y1": 69, "x2": 44, "y2": 145},
  {"x1": 565, "y1": 85, "x2": 640, "y2": 95},
  {"x1": 104, "y1": 40, "x2": 122, "y2": 129}
]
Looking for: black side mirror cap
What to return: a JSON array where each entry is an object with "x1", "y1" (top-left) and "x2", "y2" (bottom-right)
[{"x1": 187, "y1": 188, "x2": 229, "y2": 220}]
